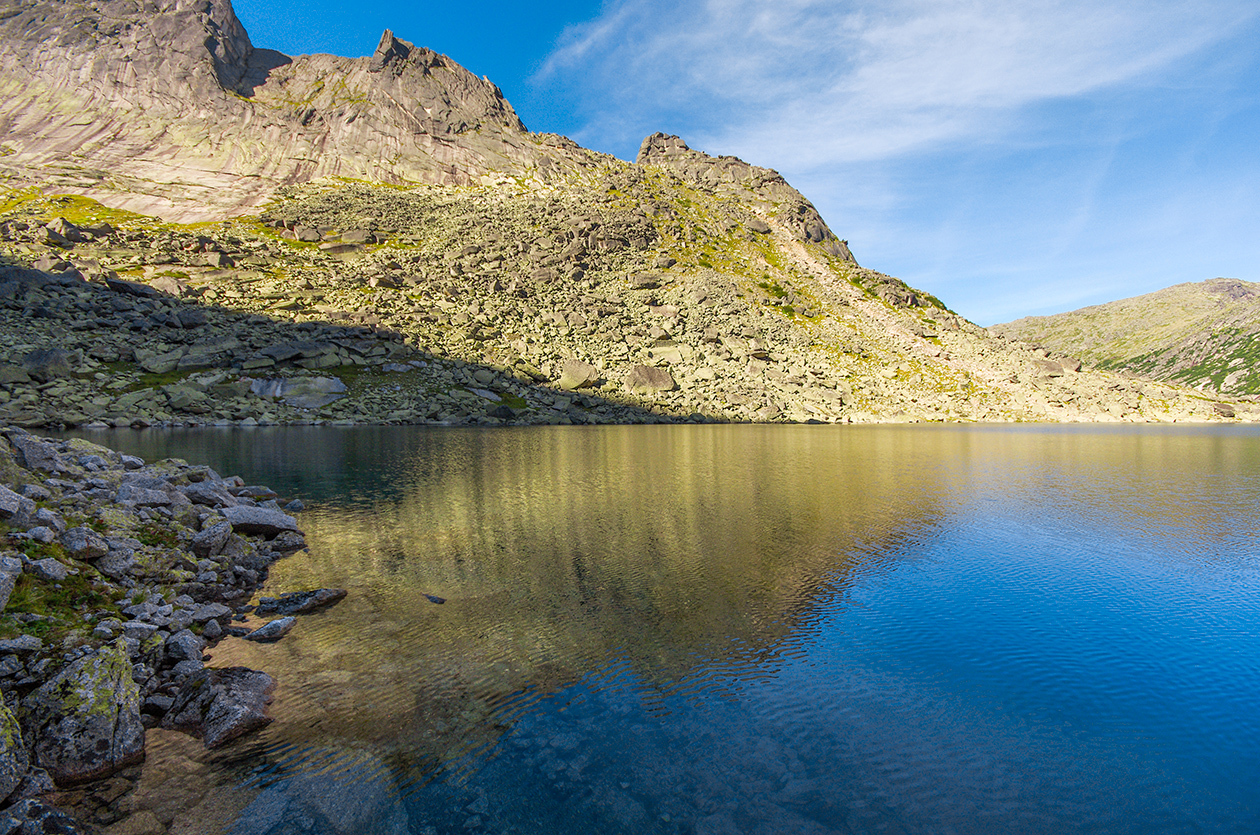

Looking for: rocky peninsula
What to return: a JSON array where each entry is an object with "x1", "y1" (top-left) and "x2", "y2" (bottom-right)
[{"x1": 0, "y1": 425, "x2": 336, "y2": 832}]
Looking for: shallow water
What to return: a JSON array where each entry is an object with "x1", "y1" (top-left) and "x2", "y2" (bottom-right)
[{"x1": 73, "y1": 425, "x2": 1260, "y2": 834}]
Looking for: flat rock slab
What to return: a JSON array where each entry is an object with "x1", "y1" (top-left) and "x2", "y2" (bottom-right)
[
  {"x1": 221, "y1": 506, "x2": 299, "y2": 537},
  {"x1": 255, "y1": 588, "x2": 347, "y2": 617},
  {"x1": 162, "y1": 667, "x2": 276, "y2": 749}
]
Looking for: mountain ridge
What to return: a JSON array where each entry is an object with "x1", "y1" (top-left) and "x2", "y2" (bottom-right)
[
  {"x1": 993, "y1": 277, "x2": 1260, "y2": 396},
  {"x1": 0, "y1": 0, "x2": 1252, "y2": 427}
]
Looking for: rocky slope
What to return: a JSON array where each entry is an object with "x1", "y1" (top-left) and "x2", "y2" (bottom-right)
[
  {"x1": 0, "y1": 0, "x2": 1252, "y2": 425},
  {"x1": 993, "y1": 278, "x2": 1260, "y2": 396}
]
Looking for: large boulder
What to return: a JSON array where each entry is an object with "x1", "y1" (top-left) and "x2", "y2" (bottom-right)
[
  {"x1": 0, "y1": 699, "x2": 28, "y2": 800},
  {"x1": 6, "y1": 434, "x2": 62, "y2": 473},
  {"x1": 161, "y1": 667, "x2": 275, "y2": 749},
  {"x1": 191, "y1": 520, "x2": 233, "y2": 557},
  {"x1": 556, "y1": 359, "x2": 600, "y2": 391},
  {"x1": 0, "y1": 485, "x2": 36, "y2": 528},
  {"x1": 249, "y1": 376, "x2": 347, "y2": 409},
  {"x1": 221, "y1": 506, "x2": 299, "y2": 537},
  {"x1": 23, "y1": 641, "x2": 145, "y2": 784},
  {"x1": 20, "y1": 348, "x2": 77, "y2": 382},
  {"x1": 625, "y1": 365, "x2": 676, "y2": 394}
]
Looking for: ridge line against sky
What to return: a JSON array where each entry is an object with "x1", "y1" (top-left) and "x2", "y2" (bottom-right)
[{"x1": 233, "y1": 0, "x2": 1260, "y2": 325}]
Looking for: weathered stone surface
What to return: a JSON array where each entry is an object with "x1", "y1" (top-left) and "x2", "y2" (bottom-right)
[
  {"x1": 96, "y1": 550, "x2": 137, "y2": 580},
  {"x1": 249, "y1": 376, "x2": 348, "y2": 409},
  {"x1": 164, "y1": 629, "x2": 206, "y2": 663},
  {"x1": 162, "y1": 667, "x2": 275, "y2": 749},
  {"x1": 0, "y1": 635, "x2": 42, "y2": 655},
  {"x1": 625, "y1": 365, "x2": 676, "y2": 393},
  {"x1": 7, "y1": 435, "x2": 61, "y2": 473},
  {"x1": 191, "y1": 602, "x2": 232, "y2": 624},
  {"x1": 0, "y1": 485, "x2": 36, "y2": 527},
  {"x1": 557, "y1": 360, "x2": 600, "y2": 391},
  {"x1": 26, "y1": 558, "x2": 69, "y2": 583},
  {"x1": 0, "y1": 699, "x2": 27, "y2": 801},
  {"x1": 181, "y1": 482, "x2": 239, "y2": 508},
  {"x1": 191, "y1": 520, "x2": 233, "y2": 557},
  {"x1": 62, "y1": 527, "x2": 109, "y2": 561},
  {"x1": 243, "y1": 617, "x2": 295, "y2": 642},
  {"x1": 23, "y1": 641, "x2": 145, "y2": 784},
  {"x1": 221, "y1": 506, "x2": 299, "y2": 537},
  {"x1": 116, "y1": 483, "x2": 173, "y2": 507},
  {"x1": 21, "y1": 348, "x2": 76, "y2": 382},
  {"x1": 255, "y1": 588, "x2": 347, "y2": 616}
]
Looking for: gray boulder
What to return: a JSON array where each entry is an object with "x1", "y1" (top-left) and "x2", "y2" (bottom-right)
[
  {"x1": 557, "y1": 359, "x2": 600, "y2": 391},
  {"x1": 116, "y1": 483, "x2": 173, "y2": 506},
  {"x1": 7, "y1": 434, "x2": 62, "y2": 473},
  {"x1": 0, "y1": 798, "x2": 91, "y2": 835},
  {"x1": 25, "y1": 558, "x2": 69, "y2": 583},
  {"x1": 249, "y1": 376, "x2": 347, "y2": 409},
  {"x1": 62, "y1": 527, "x2": 109, "y2": 561},
  {"x1": 0, "y1": 699, "x2": 28, "y2": 800},
  {"x1": 162, "y1": 667, "x2": 275, "y2": 749},
  {"x1": 221, "y1": 506, "x2": 299, "y2": 537},
  {"x1": 0, "y1": 485, "x2": 36, "y2": 528},
  {"x1": 191, "y1": 520, "x2": 232, "y2": 557},
  {"x1": 164, "y1": 629, "x2": 205, "y2": 663},
  {"x1": 0, "y1": 571, "x2": 18, "y2": 612},
  {"x1": 23, "y1": 641, "x2": 145, "y2": 784},
  {"x1": 181, "y1": 481, "x2": 239, "y2": 508},
  {"x1": 244, "y1": 617, "x2": 295, "y2": 642},
  {"x1": 95, "y1": 549, "x2": 136, "y2": 580},
  {"x1": 625, "y1": 365, "x2": 676, "y2": 393},
  {"x1": 20, "y1": 348, "x2": 77, "y2": 382}
]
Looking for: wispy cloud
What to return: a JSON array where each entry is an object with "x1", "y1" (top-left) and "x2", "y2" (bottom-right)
[{"x1": 539, "y1": 0, "x2": 1256, "y2": 167}]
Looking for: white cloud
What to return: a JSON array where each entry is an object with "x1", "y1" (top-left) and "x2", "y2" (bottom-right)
[{"x1": 540, "y1": 0, "x2": 1256, "y2": 168}]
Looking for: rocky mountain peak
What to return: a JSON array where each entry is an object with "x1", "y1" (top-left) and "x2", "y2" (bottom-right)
[
  {"x1": 637, "y1": 133, "x2": 854, "y2": 262},
  {"x1": 0, "y1": 0, "x2": 533, "y2": 220}
]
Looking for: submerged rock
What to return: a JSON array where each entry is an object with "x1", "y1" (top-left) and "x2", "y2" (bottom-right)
[{"x1": 255, "y1": 588, "x2": 346, "y2": 616}]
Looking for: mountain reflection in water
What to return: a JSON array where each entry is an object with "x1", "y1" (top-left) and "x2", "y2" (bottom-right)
[{"x1": 67, "y1": 425, "x2": 1260, "y2": 835}]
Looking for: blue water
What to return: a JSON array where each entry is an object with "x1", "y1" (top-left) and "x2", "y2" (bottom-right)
[{"x1": 72, "y1": 425, "x2": 1260, "y2": 834}]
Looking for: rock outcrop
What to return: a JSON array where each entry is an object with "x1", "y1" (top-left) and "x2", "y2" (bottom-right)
[{"x1": 0, "y1": 0, "x2": 546, "y2": 221}]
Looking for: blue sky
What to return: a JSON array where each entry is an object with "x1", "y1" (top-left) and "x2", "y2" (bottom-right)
[{"x1": 233, "y1": 0, "x2": 1260, "y2": 325}]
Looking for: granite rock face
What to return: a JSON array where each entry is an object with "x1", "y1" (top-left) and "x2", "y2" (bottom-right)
[{"x1": 0, "y1": 0, "x2": 540, "y2": 221}]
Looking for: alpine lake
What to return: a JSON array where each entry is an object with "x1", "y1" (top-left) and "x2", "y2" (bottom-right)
[{"x1": 58, "y1": 424, "x2": 1260, "y2": 835}]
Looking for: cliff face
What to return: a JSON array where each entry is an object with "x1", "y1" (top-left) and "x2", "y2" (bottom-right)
[{"x1": 0, "y1": 0, "x2": 540, "y2": 220}]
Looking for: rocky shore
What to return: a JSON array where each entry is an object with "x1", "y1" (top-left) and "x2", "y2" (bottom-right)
[{"x1": 0, "y1": 426, "x2": 335, "y2": 833}]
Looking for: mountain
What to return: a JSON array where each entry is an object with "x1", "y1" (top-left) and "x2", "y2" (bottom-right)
[
  {"x1": 0, "y1": 0, "x2": 1251, "y2": 426},
  {"x1": 992, "y1": 278, "x2": 1260, "y2": 396}
]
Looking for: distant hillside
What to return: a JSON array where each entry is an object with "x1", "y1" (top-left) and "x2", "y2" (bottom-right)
[{"x1": 992, "y1": 278, "x2": 1260, "y2": 395}]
